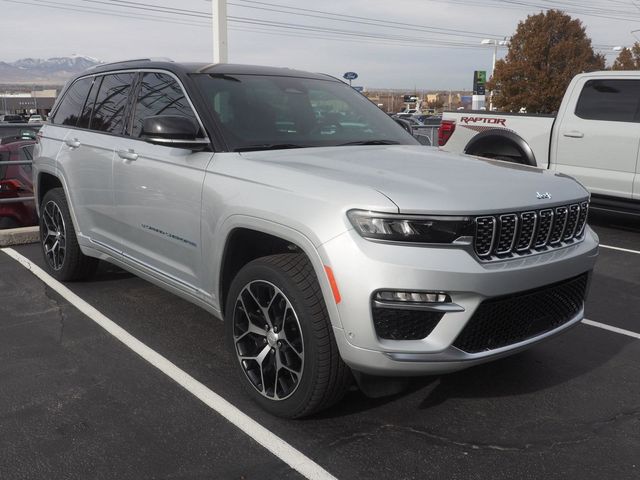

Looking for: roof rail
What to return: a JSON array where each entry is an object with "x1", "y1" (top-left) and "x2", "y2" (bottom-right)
[{"x1": 87, "y1": 57, "x2": 174, "y2": 70}]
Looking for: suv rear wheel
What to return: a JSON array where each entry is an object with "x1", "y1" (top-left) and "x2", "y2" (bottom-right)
[
  {"x1": 39, "y1": 188, "x2": 98, "y2": 281},
  {"x1": 225, "y1": 253, "x2": 350, "y2": 418}
]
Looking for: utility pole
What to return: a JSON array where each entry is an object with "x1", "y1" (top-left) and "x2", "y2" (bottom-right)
[{"x1": 212, "y1": 0, "x2": 228, "y2": 63}]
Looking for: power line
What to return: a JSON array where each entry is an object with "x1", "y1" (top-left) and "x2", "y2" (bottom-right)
[
  {"x1": 4, "y1": 0, "x2": 500, "y2": 49},
  {"x1": 3, "y1": 0, "x2": 626, "y2": 53},
  {"x1": 2, "y1": 0, "x2": 209, "y2": 26},
  {"x1": 228, "y1": 0, "x2": 504, "y2": 39},
  {"x1": 432, "y1": 0, "x2": 640, "y2": 23}
]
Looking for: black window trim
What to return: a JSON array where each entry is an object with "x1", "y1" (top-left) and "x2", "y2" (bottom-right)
[
  {"x1": 20, "y1": 145, "x2": 33, "y2": 161},
  {"x1": 127, "y1": 68, "x2": 210, "y2": 144},
  {"x1": 89, "y1": 72, "x2": 138, "y2": 136},
  {"x1": 574, "y1": 78, "x2": 640, "y2": 123},
  {"x1": 78, "y1": 75, "x2": 100, "y2": 130},
  {"x1": 50, "y1": 75, "x2": 94, "y2": 127},
  {"x1": 50, "y1": 68, "x2": 211, "y2": 148}
]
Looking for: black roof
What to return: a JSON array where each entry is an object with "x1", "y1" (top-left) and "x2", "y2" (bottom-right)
[{"x1": 79, "y1": 59, "x2": 339, "y2": 82}]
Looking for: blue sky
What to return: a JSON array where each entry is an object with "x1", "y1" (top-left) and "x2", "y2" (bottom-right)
[{"x1": 1, "y1": 0, "x2": 638, "y2": 89}]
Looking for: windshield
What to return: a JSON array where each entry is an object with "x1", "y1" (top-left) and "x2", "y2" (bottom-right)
[{"x1": 193, "y1": 74, "x2": 418, "y2": 151}]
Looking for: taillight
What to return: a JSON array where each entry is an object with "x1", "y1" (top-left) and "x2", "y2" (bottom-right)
[
  {"x1": 0, "y1": 179, "x2": 22, "y2": 194},
  {"x1": 438, "y1": 120, "x2": 456, "y2": 146}
]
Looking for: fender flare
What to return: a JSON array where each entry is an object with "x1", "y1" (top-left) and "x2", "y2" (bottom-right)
[
  {"x1": 214, "y1": 214, "x2": 345, "y2": 330},
  {"x1": 464, "y1": 129, "x2": 537, "y2": 166}
]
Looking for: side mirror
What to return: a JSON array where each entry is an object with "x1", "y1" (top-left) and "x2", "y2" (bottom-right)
[
  {"x1": 141, "y1": 115, "x2": 210, "y2": 150},
  {"x1": 393, "y1": 117, "x2": 413, "y2": 135}
]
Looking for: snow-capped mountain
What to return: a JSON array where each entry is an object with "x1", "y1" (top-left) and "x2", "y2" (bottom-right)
[{"x1": 0, "y1": 56, "x2": 102, "y2": 84}]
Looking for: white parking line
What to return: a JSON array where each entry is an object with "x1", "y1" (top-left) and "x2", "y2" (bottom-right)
[
  {"x1": 600, "y1": 244, "x2": 640, "y2": 256},
  {"x1": 582, "y1": 319, "x2": 640, "y2": 340},
  {"x1": 1, "y1": 247, "x2": 337, "y2": 480}
]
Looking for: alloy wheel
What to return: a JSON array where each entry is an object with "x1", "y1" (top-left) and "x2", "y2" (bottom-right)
[
  {"x1": 232, "y1": 280, "x2": 304, "y2": 400},
  {"x1": 41, "y1": 200, "x2": 66, "y2": 271}
]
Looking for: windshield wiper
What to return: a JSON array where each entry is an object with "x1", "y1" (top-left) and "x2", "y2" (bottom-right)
[
  {"x1": 234, "y1": 143, "x2": 310, "y2": 152},
  {"x1": 338, "y1": 140, "x2": 401, "y2": 146}
]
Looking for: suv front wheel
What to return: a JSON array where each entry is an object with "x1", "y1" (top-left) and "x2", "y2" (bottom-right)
[
  {"x1": 39, "y1": 188, "x2": 98, "y2": 281},
  {"x1": 225, "y1": 253, "x2": 350, "y2": 418}
]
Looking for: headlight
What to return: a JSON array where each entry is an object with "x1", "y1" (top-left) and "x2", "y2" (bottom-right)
[{"x1": 347, "y1": 210, "x2": 475, "y2": 244}]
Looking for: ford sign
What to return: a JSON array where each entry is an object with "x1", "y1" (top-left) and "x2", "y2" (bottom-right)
[{"x1": 343, "y1": 72, "x2": 358, "y2": 80}]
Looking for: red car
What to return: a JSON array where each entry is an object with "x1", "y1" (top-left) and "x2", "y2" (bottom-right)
[{"x1": 0, "y1": 139, "x2": 37, "y2": 229}]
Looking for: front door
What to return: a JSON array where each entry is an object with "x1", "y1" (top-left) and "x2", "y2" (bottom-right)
[
  {"x1": 112, "y1": 72, "x2": 212, "y2": 290},
  {"x1": 554, "y1": 78, "x2": 640, "y2": 199},
  {"x1": 54, "y1": 73, "x2": 138, "y2": 251}
]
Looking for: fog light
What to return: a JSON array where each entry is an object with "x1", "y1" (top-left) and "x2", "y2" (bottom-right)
[{"x1": 375, "y1": 291, "x2": 451, "y2": 303}]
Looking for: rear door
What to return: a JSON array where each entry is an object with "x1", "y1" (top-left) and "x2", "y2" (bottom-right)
[
  {"x1": 54, "y1": 72, "x2": 136, "y2": 251},
  {"x1": 553, "y1": 78, "x2": 640, "y2": 199},
  {"x1": 112, "y1": 71, "x2": 212, "y2": 290}
]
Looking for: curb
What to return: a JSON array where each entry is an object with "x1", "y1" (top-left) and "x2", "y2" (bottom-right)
[{"x1": 0, "y1": 226, "x2": 39, "y2": 247}]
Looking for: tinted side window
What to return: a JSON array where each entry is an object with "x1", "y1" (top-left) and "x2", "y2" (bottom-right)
[
  {"x1": 575, "y1": 79, "x2": 640, "y2": 122},
  {"x1": 19, "y1": 146, "x2": 33, "y2": 174},
  {"x1": 77, "y1": 76, "x2": 99, "y2": 129},
  {"x1": 51, "y1": 77, "x2": 93, "y2": 126},
  {"x1": 90, "y1": 73, "x2": 135, "y2": 134},
  {"x1": 131, "y1": 73, "x2": 199, "y2": 137},
  {"x1": 19, "y1": 145, "x2": 33, "y2": 161}
]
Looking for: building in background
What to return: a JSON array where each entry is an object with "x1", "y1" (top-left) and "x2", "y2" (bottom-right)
[
  {"x1": 0, "y1": 89, "x2": 57, "y2": 118},
  {"x1": 364, "y1": 90, "x2": 472, "y2": 114}
]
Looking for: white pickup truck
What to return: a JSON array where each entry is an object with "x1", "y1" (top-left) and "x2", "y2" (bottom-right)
[{"x1": 439, "y1": 71, "x2": 640, "y2": 216}]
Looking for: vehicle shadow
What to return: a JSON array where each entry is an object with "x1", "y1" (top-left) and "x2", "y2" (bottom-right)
[
  {"x1": 43, "y1": 243, "x2": 633, "y2": 420},
  {"x1": 589, "y1": 210, "x2": 640, "y2": 233},
  {"x1": 87, "y1": 261, "x2": 135, "y2": 282},
  {"x1": 313, "y1": 325, "x2": 634, "y2": 419}
]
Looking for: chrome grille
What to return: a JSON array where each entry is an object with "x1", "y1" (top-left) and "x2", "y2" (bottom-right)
[
  {"x1": 474, "y1": 202, "x2": 589, "y2": 261},
  {"x1": 576, "y1": 201, "x2": 589, "y2": 236},
  {"x1": 564, "y1": 204, "x2": 580, "y2": 240},
  {"x1": 475, "y1": 217, "x2": 496, "y2": 257},
  {"x1": 495, "y1": 214, "x2": 517, "y2": 254},
  {"x1": 549, "y1": 206, "x2": 568, "y2": 244},
  {"x1": 534, "y1": 209, "x2": 553, "y2": 248},
  {"x1": 516, "y1": 211, "x2": 536, "y2": 251}
]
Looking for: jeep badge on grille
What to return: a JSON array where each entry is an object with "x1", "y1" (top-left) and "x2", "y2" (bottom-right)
[{"x1": 536, "y1": 192, "x2": 552, "y2": 200}]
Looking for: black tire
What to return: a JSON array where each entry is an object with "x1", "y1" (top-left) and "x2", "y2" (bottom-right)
[
  {"x1": 225, "y1": 253, "x2": 350, "y2": 418},
  {"x1": 39, "y1": 188, "x2": 98, "y2": 281}
]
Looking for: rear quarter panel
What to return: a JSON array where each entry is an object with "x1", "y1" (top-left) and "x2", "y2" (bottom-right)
[{"x1": 440, "y1": 111, "x2": 555, "y2": 168}]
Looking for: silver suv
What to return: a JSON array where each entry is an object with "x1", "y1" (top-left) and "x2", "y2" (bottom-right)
[{"x1": 33, "y1": 60, "x2": 598, "y2": 417}]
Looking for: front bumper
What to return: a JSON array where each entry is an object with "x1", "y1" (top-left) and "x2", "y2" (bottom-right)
[{"x1": 319, "y1": 226, "x2": 599, "y2": 376}]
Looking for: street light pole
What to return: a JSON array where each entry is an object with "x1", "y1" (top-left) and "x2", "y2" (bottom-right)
[
  {"x1": 212, "y1": 0, "x2": 228, "y2": 63},
  {"x1": 492, "y1": 43, "x2": 498, "y2": 78},
  {"x1": 481, "y1": 38, "x2": 508, "y2": 111}
]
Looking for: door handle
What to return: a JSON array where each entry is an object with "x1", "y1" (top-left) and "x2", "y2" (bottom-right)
[
  {"x1": 563, "y1": 131, "x2": 584, "y2": 138},
  {"x1": 65, "y1": 138, "x2": 81, "y2": 148},
  {"x1": 117, "y1": 149, "x2": 139, "y2": 161}
]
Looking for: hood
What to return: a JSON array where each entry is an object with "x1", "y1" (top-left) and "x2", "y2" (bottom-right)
[{"x1": 239, "y1": 145, "x2": 589, "y2": 215}]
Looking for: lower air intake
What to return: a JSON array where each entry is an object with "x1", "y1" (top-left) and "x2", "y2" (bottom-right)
[
  {"x1": 372, "y1": 306, "x2": 443, "y2": 340},
  {"x1": 452, "y1": 273, "x2": 588, "y2": 353}
]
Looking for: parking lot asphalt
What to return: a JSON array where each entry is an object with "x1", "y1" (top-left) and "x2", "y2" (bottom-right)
[{"x1": 1, "y1": 216, "x2": 639, "y2": 480}]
